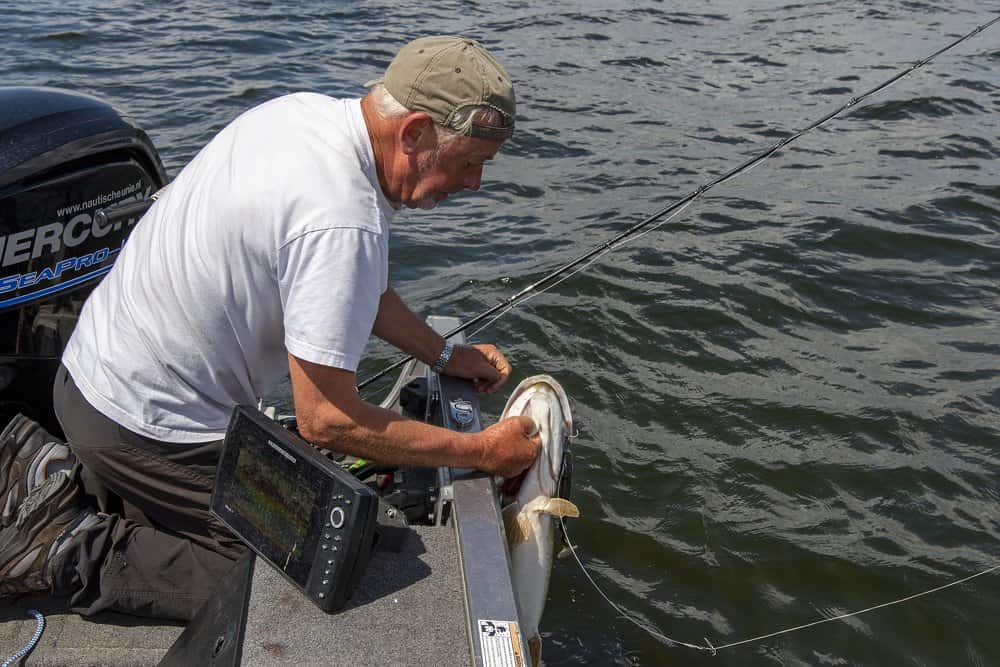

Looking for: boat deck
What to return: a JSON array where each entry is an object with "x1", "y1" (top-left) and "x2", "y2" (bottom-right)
[
  {"x1": 1, "y1": 597, "x2": 185, "y2": 665},
  {"x1": 241, "y1": 523, "x2": 465, "y2": 666},
  {"x1": 2, "y1": 521, "x2": 467, "y2": 666}
]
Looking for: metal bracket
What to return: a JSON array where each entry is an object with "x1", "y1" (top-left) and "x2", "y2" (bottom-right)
[{"x1": 425, "y1": 315, "x2": 523, "y2": 667}]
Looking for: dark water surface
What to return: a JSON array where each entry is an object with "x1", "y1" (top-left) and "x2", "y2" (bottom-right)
[{"x1": 4, "y1": 1, "x2": 998, "y2": 665}]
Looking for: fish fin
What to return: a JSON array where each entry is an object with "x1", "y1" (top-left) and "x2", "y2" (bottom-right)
[
  {"x1": 503, "y1": 502, "x2": 533, "y2": 548},
  {"x1": 528, "y1": 634, "x2": 542, "y2": 667},
  {"x1": 537, "y1": 497, "x2": 579, "y2": 518}
]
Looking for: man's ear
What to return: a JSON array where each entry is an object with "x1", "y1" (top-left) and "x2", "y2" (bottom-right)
[{"x1": 398, "y1": 112, "x2": 434, "y2": 155}]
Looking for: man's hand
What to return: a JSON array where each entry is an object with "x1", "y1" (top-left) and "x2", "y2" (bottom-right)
[
  {"x1": 371, "y1": 290, "x2": 513, "y2": 394},
  {"x1": 475, "y1": 416, "x2": 541, "y2": 478},
  {"x1": 443, "y1": 343, "x2": 512, "y2": 394}
]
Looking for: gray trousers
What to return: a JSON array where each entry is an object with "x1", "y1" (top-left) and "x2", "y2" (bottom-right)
[{"x1": 51, "y1": 365, "x2": 248, "y2": 621}]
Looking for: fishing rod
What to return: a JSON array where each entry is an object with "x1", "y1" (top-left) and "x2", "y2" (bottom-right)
[{"x1": 357, "y1": 15, "x2": 1000, "y2": 392}]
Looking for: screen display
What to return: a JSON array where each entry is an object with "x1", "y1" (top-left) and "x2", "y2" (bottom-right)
[{"x1": 224, "y1": 430, "x2": 322, "y2": 585}]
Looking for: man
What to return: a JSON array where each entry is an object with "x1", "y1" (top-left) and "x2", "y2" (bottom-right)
[{"x1": 0, "y1": 36, "x2": 540, "y2": 619}]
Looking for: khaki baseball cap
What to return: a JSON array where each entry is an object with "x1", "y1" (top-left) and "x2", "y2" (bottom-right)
[{"x1": 367, "y1": 36, "x2": 515, "y2": 141}]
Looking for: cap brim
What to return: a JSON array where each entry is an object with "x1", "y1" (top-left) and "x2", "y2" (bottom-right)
[{"x1": 363, "y1": 77, "x2": 384, "y2": 88}]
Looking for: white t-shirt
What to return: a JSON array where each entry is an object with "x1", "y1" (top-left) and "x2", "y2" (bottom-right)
[{"x1": 63, "y1": 94, "x2": 396, "y2": 443}]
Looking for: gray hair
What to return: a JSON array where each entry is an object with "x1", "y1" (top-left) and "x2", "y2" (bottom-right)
[{"x1": 369, "y1": 83, "x2": 506, "y2": 147}]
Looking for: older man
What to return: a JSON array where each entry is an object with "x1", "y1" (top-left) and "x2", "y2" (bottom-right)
[{"x1": 0, "y1": 36, "x2": 539, "y2": 620}]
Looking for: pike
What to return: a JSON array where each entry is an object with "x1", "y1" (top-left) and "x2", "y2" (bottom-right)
[{"x1": 499, "y1": 375, "x2": 579, "y2": 667}]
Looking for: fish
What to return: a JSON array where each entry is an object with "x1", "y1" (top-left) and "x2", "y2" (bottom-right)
[{"x1": 499, "y1": 375, "x2": 579, "y2": 667}]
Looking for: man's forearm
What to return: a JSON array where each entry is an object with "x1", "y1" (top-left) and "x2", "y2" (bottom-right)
[
  {"x1": 288, "y1": 354, "x2": 533, "y2": 477},
  {"x1": 301, "y1": 390, "x2": 483, "y2": 469},
  {"x1": 372, "y1": 287, "x2": 445, "y2": 364}
]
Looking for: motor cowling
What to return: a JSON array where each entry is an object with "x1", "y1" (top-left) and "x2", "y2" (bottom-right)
[{"x1": 0, "y1": 87, "x2": 167, "y2": 432}]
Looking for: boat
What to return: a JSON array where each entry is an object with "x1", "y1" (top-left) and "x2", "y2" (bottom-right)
[{"x1": 0, "y1": 87, "x2": 547, "y2": 666}]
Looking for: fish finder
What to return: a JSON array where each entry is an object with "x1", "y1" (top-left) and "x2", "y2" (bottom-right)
[{"x1": 211, "y1": 405, "x2": 378, "y2": 612}]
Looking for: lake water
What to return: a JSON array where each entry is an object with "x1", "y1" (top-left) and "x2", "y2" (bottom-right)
[{"x1": 4, "y1": 1, "x2": 998, "y2": 664}]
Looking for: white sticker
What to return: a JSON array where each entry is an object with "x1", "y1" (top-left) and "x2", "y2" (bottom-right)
[{"x1": 478, "y1": 619, "x2": 524, "y2": 667}]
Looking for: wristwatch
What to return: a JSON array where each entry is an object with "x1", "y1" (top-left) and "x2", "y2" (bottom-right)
[{"x1": 431, "y1": 341, "x2": 454, "y2": 373}]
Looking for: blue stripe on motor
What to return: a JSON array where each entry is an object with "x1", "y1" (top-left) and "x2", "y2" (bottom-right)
[{"x1": 0, "y1": 266, "x2": 113, "y2": 310}]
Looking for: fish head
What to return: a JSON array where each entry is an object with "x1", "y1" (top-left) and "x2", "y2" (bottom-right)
[
  {"x1": 524, "y1": 390, "x2": 565, "y2": 498},
  {"x1": 499, "y1": 375, "x2": 573, "y2": 501}
]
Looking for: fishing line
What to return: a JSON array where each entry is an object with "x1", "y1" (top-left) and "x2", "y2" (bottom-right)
[
  {"x1": 558, "y1": 513, "x2": 998, "y2": 655},
  {"x1": 463, "y1": 199, "x2": 698, "y2": 342},
  {"x1": 542, "y1": 16, "x2": 1000, "y2": 650},
  {"x1": 357, "y1": 14, "x2": 1000, "y2": 395}
]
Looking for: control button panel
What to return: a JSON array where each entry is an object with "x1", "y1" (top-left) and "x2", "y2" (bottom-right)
[{"x1": 314, "y1": 490, "x2": 355, "y2": 600}]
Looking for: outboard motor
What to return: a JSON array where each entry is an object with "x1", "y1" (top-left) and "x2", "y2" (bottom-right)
[{"x1": 0, "y1": 87, "x2": 167, "y2": 434}]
